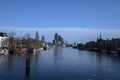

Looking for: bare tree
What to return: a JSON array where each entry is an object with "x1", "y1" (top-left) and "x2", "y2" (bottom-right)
[
  {"x1": 8, "y1": 31, "x2": 16, "y2": 49},
  {"x1": 8, "y1": 31, "x2": 16, "y2": 38},
  {"x1": 23, "y1": 33, "x2": 32, "y2": 48}
]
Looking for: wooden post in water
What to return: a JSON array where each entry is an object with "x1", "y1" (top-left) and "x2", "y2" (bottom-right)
[{"x1": 25, "y1": 51, "x2": 31, "y2": 77}]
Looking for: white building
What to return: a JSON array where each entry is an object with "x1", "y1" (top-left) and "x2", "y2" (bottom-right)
[{"x1": 0, "y1": 32, "x2": 9, "y2": 55}]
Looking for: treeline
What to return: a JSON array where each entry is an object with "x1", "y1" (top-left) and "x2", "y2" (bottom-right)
[{"x1": 8, "y1": 31, "x2": 42, "y2": 49}]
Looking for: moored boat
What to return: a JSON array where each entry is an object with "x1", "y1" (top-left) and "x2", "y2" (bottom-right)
[
  {"x1": 14, "y1": 49, "x2": 25, "y2": 54},
  {"x1": 0, "y1": 48, "x2": 8, "y2": 55}
]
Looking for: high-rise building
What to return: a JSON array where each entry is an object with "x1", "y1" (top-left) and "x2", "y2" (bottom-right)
[
  {"x1": 54, "y1": 33, "x2": 58, "y2": 45},
  {"x1": 35, "y1": 31, "x2": 39, "y2": 41},
  {"x1": 41, "y1": 36, "x2": 45, "y2": 42},
  {"x1": 54, "y1": 33, "x2": 58, "y2": 41},
  {"x1": 53, "y1": 33, "x2": 64, "y2": 46}
]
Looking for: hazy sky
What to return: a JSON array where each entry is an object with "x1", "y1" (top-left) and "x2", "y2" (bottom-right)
[{"x1": 0, "y1": 0, "x2": 120, "y2": 43}]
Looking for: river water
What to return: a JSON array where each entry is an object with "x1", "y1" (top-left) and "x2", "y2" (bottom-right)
[{"x1": 0, "y1": 47, "x2": 120, "y2": 80}]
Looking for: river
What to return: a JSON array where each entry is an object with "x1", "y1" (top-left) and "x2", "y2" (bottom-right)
[{"x1": 0, "y1": 47, "x2": 120, "y2": 80}]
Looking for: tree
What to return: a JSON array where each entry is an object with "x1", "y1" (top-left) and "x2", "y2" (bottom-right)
[
  {"x1": 24, "y1": 33, "x2": 34, "y2": 48},
  {"x1": 8, "y1": 31, "x2": 16, "y2": 49},
  {"x1": 8, "y1": 31, "x2": 16, "y2": 38}
]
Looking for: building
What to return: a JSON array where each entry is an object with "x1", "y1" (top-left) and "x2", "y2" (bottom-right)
[
  {"x1": 96, "y1": 32, "x2": 105, "y2": 52},
  {"x1": 85, "y1": 41, "x2": 97, "y2": 51},
  {"x1": 0, "y1": 32, "x2": 9, "y2": 48},
  {"x1": 41, "y1": 36, "x2": 45, "y2": 42},
  {"x1": 0, "y1": 32, "x2": 9, "y2": 54},
  {"x1": 53, "y1": 33, "x2": 64, "y2": 46}
]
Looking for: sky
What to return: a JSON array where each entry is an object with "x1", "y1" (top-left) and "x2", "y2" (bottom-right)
[{"x1": 0, "y1": 0, "x2": 120, "y2": 43}]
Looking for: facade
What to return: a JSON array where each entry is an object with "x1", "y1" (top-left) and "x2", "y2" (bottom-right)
[
  {"x1": 96, "y1": 33, "x2": 105, "y2": 52},
  {"x1": 0, "y1": 32, "x2": 9, "y2": 54},
  {"x1": 0, "y1": 32, "x2": 9, "y2": 48},
  {"x1": 112, "y1": 38, "x2": 120, "y2": 51},
  {"x1": 85, "y1": 41, "x2": 97, "y2": 50},
  {"x1": 84, "y1": 33, "x2": 120, "y2": 53}
]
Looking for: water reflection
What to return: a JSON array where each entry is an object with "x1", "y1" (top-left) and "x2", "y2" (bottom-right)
[
  {"x1": 96, "y1": 52, "x2": 117, "y2": 63},
  {"x1": 53, "y1": 46, "x2": 63, "y2": 64},
  {"x1": 0, "y1": 47, "x2": 120, "y2": 80},
  {"x1": 96, "y1": 53, "x2": 102, "y2": 65}
]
